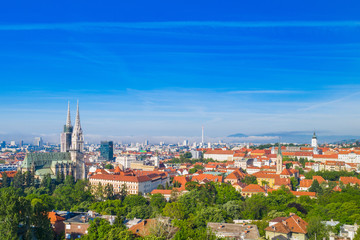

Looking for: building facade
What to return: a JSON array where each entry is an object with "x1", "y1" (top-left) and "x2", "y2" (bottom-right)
[{"x1": 99, "y1": 141, "x2": 114, "y2": 161}]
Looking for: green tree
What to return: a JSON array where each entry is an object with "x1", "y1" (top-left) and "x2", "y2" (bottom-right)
[
  {"x1": 290, "y1": 177, "x2": 298, "y2": 190},
  {"x1": 163, "y1": 202, "x2": 185, "y2": 220},
  {"x1": 105, "y1": 164, "x2": 114, "y2": 169},
  {"x1": 30, "y1": 198, "x2": 54, "y2": 240},
  {"x1": 1, "y1": 172, "x2": 10, "y2": 188},
  {"x1": 0, "y1": 187, "x2": 29, "y2": 239},
  {"x1": 64, "y1": 175, "x2": 75, "y2": 186},
  {"x1": 123, "y1": 195, "x2": 147, "y2": 208},
  {"x1": 119, "y1": 184, "x2": 127, "y2": 201},
  {"x1": 12, "y1": 171, "x2": 24, "y2": 189},
  {"x1": 150, "y1": 194, "x2": 167, "y2": 214},
  {"x1": 354, "y1": 227, "x2": 360, "y2": 240},
  {"x1": 157, "y1": 184, "x2": 165, "y2": 190},
  {"x1": 241, "y1": 175, "x2": 257, "y2": 185},
  {"x1": 214, "y1": 183, "x2": 242, "y2": 204},
  {"x1": 306, "y1": 216, "x2": 329, "y2": 240},
  {"x1": 183, "y1": 152, "x2": 192, "y2": 159},
  {"x1": 81, "y1": 217, "x2": 135, "y2": 240},
  {"x1": 309, "y1": 179, "x2": 323, "y2": 194},
  {"x1": 104, "y1": 184, "x2": 115, "y2": 200}
]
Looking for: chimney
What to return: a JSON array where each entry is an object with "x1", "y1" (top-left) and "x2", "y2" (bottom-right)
[{"x1": 81, "y1": 216, "x2": 86, "y2": 223}]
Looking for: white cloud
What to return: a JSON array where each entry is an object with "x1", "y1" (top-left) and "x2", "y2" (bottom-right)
[{"x1": 0, "y1": 21, "x2": 359, "y2": 31}]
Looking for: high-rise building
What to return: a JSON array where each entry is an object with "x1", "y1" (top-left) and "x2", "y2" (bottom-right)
[
  {"x1": 0, "y1": 141, "x2": 5, "y2": 148},
  {"x1": 201, "y1": 126, "x2": 204, "y2": 145},
  {"x1": 100, "y1": 141, "x2": 114, "y2": 161},
  {"x1": 34, "y1": 137, "x2": 43, "y2": 147}
]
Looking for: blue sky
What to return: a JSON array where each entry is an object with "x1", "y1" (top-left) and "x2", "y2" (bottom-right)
[{"x1": 0, "y1": 0, "x2": 360, "y2": 143}]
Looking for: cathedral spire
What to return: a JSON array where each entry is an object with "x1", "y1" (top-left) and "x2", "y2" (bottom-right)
[
  {"x1": 74, "y1": 100, "x2": 81, "y2": 131},
  {"x1": 71, "y1": 100, "x2": 84, "y2": 152},
  {"x1": 66, "y1": 101, "x2": 72, "y2": 127}
]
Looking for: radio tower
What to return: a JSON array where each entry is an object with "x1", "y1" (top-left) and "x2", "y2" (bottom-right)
[{"x1": 202, "y1": 126, "x2": 204, "y2": 145}]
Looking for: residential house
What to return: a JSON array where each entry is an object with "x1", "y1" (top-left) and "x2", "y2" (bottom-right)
[
  {"x1": 48, "y1": 211, "x2": 66, "y2": 236},
  {"x1": 191, "y1": 174, "x2": 223, "y2": 184},
  {"x1": 64, "y1": 211, "x2": 116, "y2": 239},
  {"x1": 265, "y1": 214, "x2": 308, "y2": 240},
  {"x1": 241, "y1": 184, "x2": 266, "y2": 197},
  {"x1": 207, "y1": 222, "x2": 260, "y2": 239}
]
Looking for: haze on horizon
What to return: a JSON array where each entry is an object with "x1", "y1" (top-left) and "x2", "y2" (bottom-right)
[{"x1": 0, "y1": 0, "x2": 360, "y2": 142}]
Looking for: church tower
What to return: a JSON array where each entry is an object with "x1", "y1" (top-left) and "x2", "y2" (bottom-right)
[
  {"x1": 71, "y1": 101, "x2": 84, "y2": 152},
  {"x1": 60, "y1": 102, "x2": 73, "y2": 152},
  {"x1": 70, "y1": 101, "x2": 86, "y2": 180},
  {"x1": 312, "y1": 132, "x2": 319, "y2": 154},
  {"x1": 276, "y1": 143, "x2": 283, "y2": 174},
  {"x1": 311, "y1": 132, "x2": 318, "y2": 148}
]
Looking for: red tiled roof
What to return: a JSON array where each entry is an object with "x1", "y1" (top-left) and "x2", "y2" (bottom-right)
[
  {"x1": 274, "y1": 177, "x2": 291, "y2": 186},
  {"x1": 151, "y1": 189, "x2": 172, "y2": 195},
  {"x1": 313, "y1": 154, "x2": 338, "y2": 159},
  {"x1": 0, "y1": 171, "x2": 17, "y2": 178},
  {"x1": 241, "y1": 184, "x2": 266, "y2": 193},
  {"x1": 90, "y1": 174, "x2": 152, "y2": 182},
  {"x1": 173, "y1": 176, "x2": 190, "y2": 187},
  {"x1": 129, "y1": 219, "x2": 156, "y2": 237},
  {"x1": 48, "y1": 211, "x2": 65, "y2": 223},
  {"x1": 340, "y1": 177, "x2": 360, "y2": 185},
  {"x1": 225, "y1": 169, "x2": 247, "y2": 180},
  {"x1": 299, "y1": 179, "x2": 313, "y2": 188},
  {"x1": 312, "y1": 176, "x2": 325, "y2": 184},
  {"x1": 290, "y1": 191, "x2": 316, "y2": 197},
  {"x1": 114, "y1": 166, "x2": 122, "y2": 173},
  {"x1": 204, "y1": 150, "x2": 234, "y2": 155},
  {"x1": 265, "y1": 214, "x2": 308, "y2": 234},
  {"x1": 191, "y1": 174, "x2": 223, "y2": 183},
  {"x1": 280, "y1": 168, "x2": 292, "y2": 176}
]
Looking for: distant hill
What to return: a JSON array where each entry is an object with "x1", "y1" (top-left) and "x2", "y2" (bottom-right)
[
  {"x1": 227, "y1": 133, "x2": 248, "y2": 138},
  {"x1": 332, "y1": 139, "x2": 359, "y2": 144},
  {"x1": 227, "y1": 131, "x2": 360, "y2": 144}
]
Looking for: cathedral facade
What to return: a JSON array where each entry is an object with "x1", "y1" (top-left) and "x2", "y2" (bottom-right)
[{"x1": 21, "y1": 102, "x2": 87, "y2": 180}]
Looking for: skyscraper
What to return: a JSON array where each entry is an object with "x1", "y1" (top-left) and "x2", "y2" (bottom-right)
[
  {"x1": 34, "y1": 137, "x2": 43, "y2": 147},
  {"x1": 100, "y1": 141, "x2": 114, "y2": 161}
]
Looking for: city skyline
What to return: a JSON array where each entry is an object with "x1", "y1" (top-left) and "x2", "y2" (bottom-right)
[{"x1": 1, "y1": 1, "x2": 360, "y2": 141}]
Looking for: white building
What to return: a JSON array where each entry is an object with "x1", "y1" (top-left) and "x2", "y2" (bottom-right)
[
  {"x1": 204, "y1": 150, "x2": 234, "y2": 161},
  {"x1": 338, "y1": 152, "x2": 360, "y2": 163},
  {"x1": 89, "y1": 172, "x2": 169, "y2": 195},
  {"x1": 116, "y1": 156, "x2": 137, "y2": 169}
]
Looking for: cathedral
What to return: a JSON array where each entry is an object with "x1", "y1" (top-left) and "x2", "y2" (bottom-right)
[{"x1": 21, "y1": 102, "x2": 87, "y2": 180}]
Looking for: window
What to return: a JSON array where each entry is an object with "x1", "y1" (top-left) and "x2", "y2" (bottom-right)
[{"x1": 66, "y1": 224, "x2": 71, "y2": 229}]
